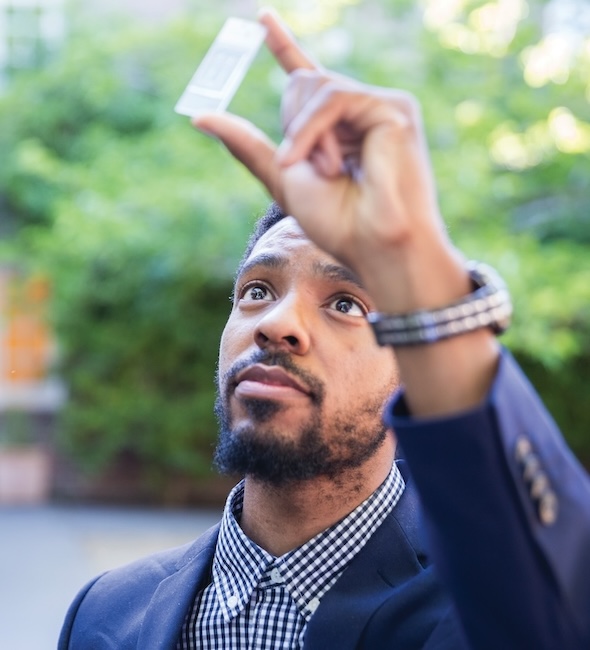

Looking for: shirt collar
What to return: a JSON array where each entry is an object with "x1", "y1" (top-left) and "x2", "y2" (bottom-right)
[
  {"x1": 212, "y1": 483, "x2": 274, "y2": 621},
  {"x1": 212, "y1": 462, "x2": 405, "y2": 622}
]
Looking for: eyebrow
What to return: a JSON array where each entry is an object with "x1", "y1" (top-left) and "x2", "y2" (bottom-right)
[
  {"x1": 236, "y1": 252, "x2": 288, "y2": 283},
  {"x1": 236, "y1": 251, "x2": 364, "y2": 291},
  {"x1": 312, "y1": 261, "x2": 365, "y2": 291}
]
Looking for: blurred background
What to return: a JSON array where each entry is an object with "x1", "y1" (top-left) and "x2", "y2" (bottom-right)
[{"x1": 0, "y1": 0, "x2": 589, "y2": 647}]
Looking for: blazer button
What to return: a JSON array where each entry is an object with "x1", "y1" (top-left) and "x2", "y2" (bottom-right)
[
  {"x1": 538, "y1": 490, "x2": 559, "y2": 526},
  {"x1": 515, "y1": 435, "x2": 558, "y2": 526},
  {"x1": 530, "y1": 472, "x2": 549, "y2": 500},
  {"x1": 514, "y1": 436, "x2": 532, "y2": 463},
  {"x1": 523, "y1": 455, "x2": 541, "y2": 482}
]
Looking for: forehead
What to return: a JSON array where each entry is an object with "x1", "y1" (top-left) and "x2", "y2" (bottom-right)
[
  {"x1": 239, "y1": 217, "x2": 363, "y2": 289},
  {"x1": 239, "y1": 217, "x2": 328, "y2": 276},
  {"x1": 249, "y1": 216, "x2": 315, "y2": 259}
]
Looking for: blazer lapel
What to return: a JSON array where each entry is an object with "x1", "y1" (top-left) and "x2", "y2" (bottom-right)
[
  {"x1": 131, "y1": 466, "x2": 437, "y2": 650},
  {"x1": 304, "y1": 470, "x2": 433, "y2": 650},
  {"x1": 136, "y1": 524, "x2": 219, "y2": 649}
]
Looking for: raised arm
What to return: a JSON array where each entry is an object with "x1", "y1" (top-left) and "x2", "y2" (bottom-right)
[
  {"x1": 192, "y1": 10, "x2": 590, "y2": 648},
  {"x1": 194, "y1": 8, "x2": 499, "y2": 419}
]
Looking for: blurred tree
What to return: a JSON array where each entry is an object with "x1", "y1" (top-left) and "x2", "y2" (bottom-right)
[
  {"x1": 0, "y1": 0, "x2": 588, "y2": 493},
  {"x1": 338, "y1": 0, "x2": 590, "y2": 459},
  {"x1": 0, "y1": 12, "x2": 278, "y2": 489}
]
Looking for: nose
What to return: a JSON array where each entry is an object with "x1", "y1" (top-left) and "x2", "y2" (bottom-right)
[{"x1": 254, "y1": 292, "x2": 311, "y2": 355}]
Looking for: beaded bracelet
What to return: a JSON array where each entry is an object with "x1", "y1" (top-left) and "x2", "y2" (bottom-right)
[{"x1": 367, "y1": 261, "x2": 512, "y2": 347}]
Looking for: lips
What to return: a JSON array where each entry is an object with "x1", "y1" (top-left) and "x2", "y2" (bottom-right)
[{"x1": 234, "y1": 364, "x2": 311, "y2": 396}]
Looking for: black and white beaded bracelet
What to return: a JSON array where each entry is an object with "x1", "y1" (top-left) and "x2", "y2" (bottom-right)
[{"x1": 367, "y1": 261, "x2": 512, "y2": 347}]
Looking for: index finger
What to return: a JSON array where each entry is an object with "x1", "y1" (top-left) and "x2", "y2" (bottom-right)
[{"x1": 258, "y1": 6, "x2": 319, "y2": 73}]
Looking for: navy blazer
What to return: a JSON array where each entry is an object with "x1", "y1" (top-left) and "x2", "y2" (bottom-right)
[
  {"x1": 388, "y1": 350, "x2": 590, "y2": 649},
  {"x1": 58, "y1": 465, "x2": 468, "y2": 649},
  {"x1": 59, "y1": 351, "x2": 590, "y2": 649}
]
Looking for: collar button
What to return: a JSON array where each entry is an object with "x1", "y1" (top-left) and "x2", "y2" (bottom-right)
[
  {"x1": 307, "y1": 597, "x2": 320, "y2": 614},
  {"x1": 270, "y1": 567, "x2": 283, "y2": 584}
]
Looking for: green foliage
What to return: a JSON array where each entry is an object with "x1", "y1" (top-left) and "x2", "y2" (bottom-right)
[
  {"x1": 365, "y1": 0, "x2": 590, "y2": 460},
  {"x1": 1, "y1": 0, "x2": 588, "y2": 481},
  {"x1": 0, "y1": 10, "x2": 275, "y2": 480},
  {"x1": 515, "y1": 351, "x2": 590, "y2": 466},
  {"x1": 41, "y1": 203, "x2": 236, "y2": 477}
]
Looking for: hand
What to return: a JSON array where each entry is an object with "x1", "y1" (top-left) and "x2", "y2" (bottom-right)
[
  {"x1": 193, "y1": 8, "x2": 500, "y2": 416},
  {"x1": 193, "y1": 8, "x2": 466, "y2": 313}
]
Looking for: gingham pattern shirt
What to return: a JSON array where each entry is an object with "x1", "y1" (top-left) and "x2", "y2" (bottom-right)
[{"x1": 176, "y1": 461, "x2": 405, "y2": 649}]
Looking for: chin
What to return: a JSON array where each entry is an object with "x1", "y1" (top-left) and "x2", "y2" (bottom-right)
[{"x1": 233, "y1": 395, "x2": 316, "y2": 428}]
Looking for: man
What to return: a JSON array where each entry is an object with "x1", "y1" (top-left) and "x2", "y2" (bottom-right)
[{"x1": 59, "y1": 9, "x2": 590, "y2": 650}]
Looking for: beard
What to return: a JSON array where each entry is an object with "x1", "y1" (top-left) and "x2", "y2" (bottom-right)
[{"x1": 213, "y1": 350, "x2": 389, "y2": 487}]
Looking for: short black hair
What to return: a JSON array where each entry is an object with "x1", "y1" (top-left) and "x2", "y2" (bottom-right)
[{"x1": 235, "y1": 201, "x2": 287, "y2": 281}]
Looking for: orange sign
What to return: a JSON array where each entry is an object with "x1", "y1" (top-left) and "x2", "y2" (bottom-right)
[{"x1": 0, "y1": 272, "x2": 53, "y2": 382}]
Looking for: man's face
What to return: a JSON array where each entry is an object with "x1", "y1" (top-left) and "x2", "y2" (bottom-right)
[{"x1": 214, "y1": 217, "x2": 399, "y2": 485}]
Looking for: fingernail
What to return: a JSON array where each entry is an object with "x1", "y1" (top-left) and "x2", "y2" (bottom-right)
[
  {"x1": 258, "y1": 6, "x2": 278, "y2": 20},
  {"x1": 191, "y1": 117, "x2": 214, "y2": 136}
]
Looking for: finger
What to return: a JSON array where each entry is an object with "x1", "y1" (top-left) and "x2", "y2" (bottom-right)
[
  {"x1": 278, "y1": 83, "x2": 409, "y2": 167},
  {"x1": 258, "y1": 6, "x2": 319, "y2": 73},
  {"x1": 309, "y1": 131, "x2": 344, "y2": 178},
  {"x1": 280, "y1": 69, "x2": 327, "y2": 132},
  {"x1": 276, "y1": 83, "x2": 366, "y2": 166},
  {"x1": 192, "y1": 113, "x2": 283, "y2": 203}
]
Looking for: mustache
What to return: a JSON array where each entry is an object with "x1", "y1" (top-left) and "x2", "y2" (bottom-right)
[{"x1": 219, "y1": 349, "x2": 325, "y2": 405}]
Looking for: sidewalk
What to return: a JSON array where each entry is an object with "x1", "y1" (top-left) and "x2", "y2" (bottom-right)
[{"x1": 0, "y1": 504, "x2": 222, "y2": 650}]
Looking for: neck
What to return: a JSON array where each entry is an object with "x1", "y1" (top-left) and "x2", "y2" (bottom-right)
[{"x1": 239, "y1": 435, "x2": 395, "y2": 556}]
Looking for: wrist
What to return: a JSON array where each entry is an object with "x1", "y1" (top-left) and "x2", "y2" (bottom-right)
[{"x1": 367, "y1": 261, "x2": 512, "y2": 347}]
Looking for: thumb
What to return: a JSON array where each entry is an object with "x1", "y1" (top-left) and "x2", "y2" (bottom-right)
[{"x1": 192, "y1": 113, "x2": 282, "y2": 202}]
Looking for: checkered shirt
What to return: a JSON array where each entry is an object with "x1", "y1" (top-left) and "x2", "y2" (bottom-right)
[{"x1": 176, "y1": 461, "x2": 405, "y2": 649}]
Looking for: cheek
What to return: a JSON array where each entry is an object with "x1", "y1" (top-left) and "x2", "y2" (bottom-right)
[
  {"x1": 322, "y1": 339, "x2": 398, "y2": 407},
  {"x1": 218, "y1": 317, "x2": 254, "y2": 375},
  {"x1": 351, "y1": 335, "x2": 398, "y2": 383},
  {"x1": 354, "y1": 364, "x2": 398, "y2": 402},
  {"x1": 362, "y1": 335, "x2": 399, "y2": 384},
  {"x1": 218, "y1": 324, "x2": 237, "y2": 378}
]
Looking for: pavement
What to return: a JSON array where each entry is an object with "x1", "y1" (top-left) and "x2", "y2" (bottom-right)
[{"x1": 0, "y1": 504, "x2": 223, "y2": 650}]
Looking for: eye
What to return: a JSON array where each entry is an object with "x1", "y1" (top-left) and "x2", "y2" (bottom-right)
[
  {"x1": 328, "y1": 295, "x2": 367, "y2": 317},
  {"x1": 240, "y1": 283, "x2": 273, "y2": 302}
]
